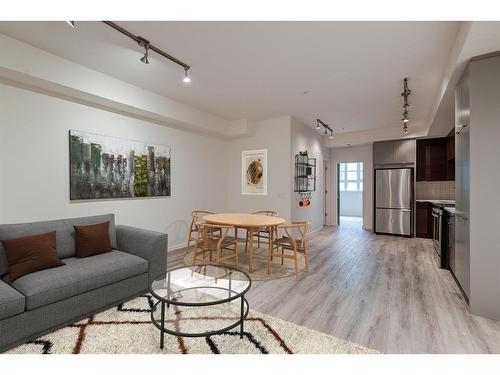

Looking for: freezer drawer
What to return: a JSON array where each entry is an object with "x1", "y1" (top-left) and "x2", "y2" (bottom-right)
[
  {"x1": 375, "y1": 168, "x2": 412, "y2": 209},
  {"x1": 375, "y1": 208, "x2": 411, "y2": 235}
]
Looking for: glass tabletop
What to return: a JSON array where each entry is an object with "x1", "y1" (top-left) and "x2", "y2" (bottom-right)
[{"x1": 150, "y1": 264, "x2": 251, "y2": 306}]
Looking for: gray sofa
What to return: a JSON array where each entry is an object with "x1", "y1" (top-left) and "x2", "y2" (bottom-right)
[{"x1": 0, "y1": 214, "x2": 168, "y2": 352}]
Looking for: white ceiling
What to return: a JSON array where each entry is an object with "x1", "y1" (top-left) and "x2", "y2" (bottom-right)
[
  {"x1": 0, "y1": 21, "x2": 460, "y2": 134},
  {"x1": 428, "y1": 21, "x2": 500, "y2": 137}
]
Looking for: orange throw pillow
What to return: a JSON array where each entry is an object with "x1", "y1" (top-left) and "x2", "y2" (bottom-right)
[
  {"x1": 74, "y1": 221, "x2": 112, "y2": 258},
  {"x1": 1, "y1": 231, "x2": 64, "y2": 281}
]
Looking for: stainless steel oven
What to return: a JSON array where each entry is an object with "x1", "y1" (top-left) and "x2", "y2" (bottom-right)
[{"x1": 432, "y1": 206, "x2": 443, "y2": 259}]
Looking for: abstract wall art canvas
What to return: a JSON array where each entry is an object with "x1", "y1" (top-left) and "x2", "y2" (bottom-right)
[
  {"x1": 241, "y1": 149, "x2": 267, "y2": 195},
  {"x1": 70, "y1": 130, "x2": 171, "y2": 200}
]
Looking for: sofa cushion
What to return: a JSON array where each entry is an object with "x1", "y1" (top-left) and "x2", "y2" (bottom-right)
[
  {"x1": 74, "y1": 221, "x2": 112, "y2": 258},
  {"x1": 11, "y1": 250, "x2": 148, "y2": 310},
  {"x1": 0, "y1": 214, "x2": 117, "y2": 277},
  {"x1": 1, "y1": 231, "x2": 65, "y2": 281},
  {"x1": 0, "y1": 279, "x2": 25, "y2": 319}
]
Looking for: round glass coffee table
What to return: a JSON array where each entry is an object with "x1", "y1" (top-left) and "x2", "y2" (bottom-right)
[{"x1": 149, "y1": 264, "x2": 251, "y2": 349}]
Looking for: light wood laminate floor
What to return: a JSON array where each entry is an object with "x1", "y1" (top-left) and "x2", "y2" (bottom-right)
[{"x1": 168, "y1": 218, "x2": 500, "y2": 353}]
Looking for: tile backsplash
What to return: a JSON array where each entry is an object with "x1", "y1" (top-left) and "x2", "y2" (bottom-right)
[{"x1": 416, "y1": 181, "x2": 455, "y2": 200}]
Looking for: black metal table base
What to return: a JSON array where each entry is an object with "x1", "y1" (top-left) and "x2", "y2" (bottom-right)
[{"x1": 151, "y1": 296, "x2": 250, "y2": 349}]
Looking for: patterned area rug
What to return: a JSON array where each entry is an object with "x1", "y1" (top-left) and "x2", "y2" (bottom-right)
[{"x1": 8, "y1": 295, "x2": 375, "y2": 354}]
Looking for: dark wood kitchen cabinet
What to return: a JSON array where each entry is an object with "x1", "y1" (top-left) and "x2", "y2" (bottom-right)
[
  {"x1": 416, "y1": 138, "x2": 453, "y2": 181},
  {"x1": 446, "y1": 130, "x2": 455, "y2": 180},
  {"x1": 416, "y1": 201, "x2": 433, "y2": 238}
]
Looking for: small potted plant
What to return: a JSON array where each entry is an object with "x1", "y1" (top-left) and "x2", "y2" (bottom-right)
[{"x1": 298, "y1": 150, "x2": 309, "y2": 164}]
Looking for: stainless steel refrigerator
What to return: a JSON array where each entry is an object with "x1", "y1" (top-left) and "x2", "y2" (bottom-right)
[{"x1": 374, "y1": 168, "x2": 412, "y2": 236}]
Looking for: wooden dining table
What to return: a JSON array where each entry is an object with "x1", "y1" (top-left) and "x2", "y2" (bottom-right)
[{"x1": 204, "y1": 213, "x2": 285, "y2": 273}]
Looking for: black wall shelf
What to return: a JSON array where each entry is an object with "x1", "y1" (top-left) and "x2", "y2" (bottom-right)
[{"x1": 294, "y1": 155, "x2": 316, "y2": 192}]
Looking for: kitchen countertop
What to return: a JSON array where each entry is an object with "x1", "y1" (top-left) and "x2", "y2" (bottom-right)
[
  {"x1": 444, "y1": 207, "x2": 456, "y2": 214},
  {"x1": 416, "y1": 199, "x2": 456, "y2": 205}
]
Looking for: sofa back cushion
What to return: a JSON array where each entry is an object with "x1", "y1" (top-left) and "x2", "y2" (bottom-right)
[
  {"x1": 1, "y1": 231, "x2": 65, "y2": 281},
  {"x1": 74, "y1": 221, "x2": 112, "y2": 258},
  {"x1": 0, "y1": 214, "x2": 117, "y2": 277}
]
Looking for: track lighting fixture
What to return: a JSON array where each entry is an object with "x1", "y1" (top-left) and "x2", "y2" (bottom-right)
[
  {"x1": 140, "y1": 43, "x2": 150, "y2": 64},
  {"x1": 316, "y1": 118, "x2": 334, "y2": 139},
  {"x1": 402, "y1": 109, "x2": 409, "y2": 123},
  {"x1": 183, "y1": 68, "x2": 191, "y2": 84},
  {"x1": 66, "y1": 21, "x2": 76, "y2": 28},
  {"x1": 400, "y1": 78, "x2": 411, "y2": 135},
  {"x1": 102, "y1": 21, "x2": 192, "y2": 84}
]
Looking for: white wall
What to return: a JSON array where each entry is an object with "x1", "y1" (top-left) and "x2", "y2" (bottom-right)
[
  {"x1": 290, "y1": 118, "x2": 325, "y2": 232},
  {"x1": 339, "y1": 191, "x2": 363, "y2": 217},
  {"x1": 330, "y1": 145, "x2": 373, "y2": 230},
  {"x1": 0, "y1": 84, "x2": 228, "y2": 251},
  {"x1": 226, "y1": 116, "x2": 292, "y2": 221}
]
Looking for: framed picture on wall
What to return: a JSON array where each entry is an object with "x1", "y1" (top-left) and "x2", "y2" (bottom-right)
[
  {"x1": 69, "y1": 130, "x2": 171, "y2": 200},
  {"x1": 241, "y1": 149, "x2": 267, "y2": 195}
]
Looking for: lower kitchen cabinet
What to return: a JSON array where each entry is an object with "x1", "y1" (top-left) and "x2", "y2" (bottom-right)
[
  {"x1": 416, "y1": 201, "x2": 432, "y2": 238},
  {"x1": 445, "y1": 210, "x2": 469, "y2": 303}
]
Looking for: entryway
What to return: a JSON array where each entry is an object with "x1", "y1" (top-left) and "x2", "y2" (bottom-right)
[{"x1": 337, "y1": 162, "x2": 363, "y2": 227}]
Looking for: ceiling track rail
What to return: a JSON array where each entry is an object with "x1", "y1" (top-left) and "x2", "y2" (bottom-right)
[
  {"x1": 102, "y1": 21, "x2": 190, "y2": 71},
  {"x1": 317, "y1": 118, "x2": 333, "y2": 133}
]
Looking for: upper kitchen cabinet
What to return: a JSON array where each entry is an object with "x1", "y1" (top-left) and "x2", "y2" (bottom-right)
[
  {"x1": 446, "y1": 130, "x2": 455, "y2": 180},
  {"x1": 416, "y1": 137, "x2": 453, "y2": 181},
  {"x1": 373, "y1": 139, "x2": 416, "y2": 167}
]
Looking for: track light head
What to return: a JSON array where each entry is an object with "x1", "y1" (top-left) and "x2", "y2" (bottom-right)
[
  {"x1": 183, "y1": 68, "x2": 191, "y2": 84},
  {"x1": 323, "y1": 128, "x2": 327, "y2": 135},
  {"x1": 140, "y1": 43, "x2": 150, "y2": 64},
  {"x1": 316, "y1": 120, "x2": 321, "y2": 130},
  {"x1": 66, "y1": 21, "x2": 76, "y2": 28},
  {"x1": 329, "y1": 131, "x2": 333, "y2": 139}
]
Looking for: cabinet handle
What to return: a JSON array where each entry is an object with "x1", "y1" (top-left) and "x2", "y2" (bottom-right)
[{"x1": 456, "y1": 123, "x2": 468, "y2": 135}]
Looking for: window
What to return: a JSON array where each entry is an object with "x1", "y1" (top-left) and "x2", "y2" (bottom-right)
[{"x1": 339, "y1": 162, "x2": 363, "y2": 191}]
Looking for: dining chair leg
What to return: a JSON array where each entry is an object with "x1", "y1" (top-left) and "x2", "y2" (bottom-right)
[
  {"x1": 192, "y1": 241, "x2": 200, "y2": 264},
  {"x1": 235, "y1": 242, "x2": 239, "y2": 266},
  {"x1": 281, "y1": 248, "x2": 284, "y2": 265},
  {"x1": 215, "y1": 245, "x2": 220, "y2": 265},
  {"x1": 304, "y1": 247, "x2": 309, "y2": 272},
  {"x1": 294, "y1": 249, "x2": 299, "y2": 279},
  {"x1": 186, "y1": 236, "x2": 191, "y2": 254},
  {"x1": 245, "y1": 231, "x2": 248, "y2": 253}
]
